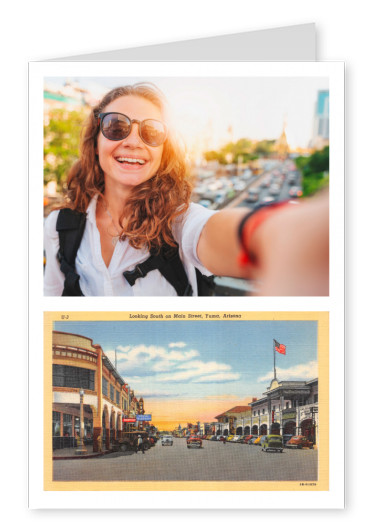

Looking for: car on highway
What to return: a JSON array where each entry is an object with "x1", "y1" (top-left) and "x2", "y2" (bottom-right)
[
  {"x1": 289, "y1": 186, "x2": 303, "y2": 198},
  {"x1": 261, "y1": 434, "x2": 284, "y2": 452},
  {"x1": 261, "y1": 195, "x2": 275, "y2": 205},
  {"x1": 285, "y1": 435, "x2": 314, "y2": 449},
  {"x1": 269, "y1": 183, "x2": 281, "y2": 196},
  {"x1": 187, "y1": 435, "x2": 203, "y2": 449},
  {"x1": 161, "y1": 435, "x2": 173, "y2": 446},
  {"x1": 245, "y1": 189, "x2": 260, "y2": 203},
  {"x1": 198, "y1": 198, "x2": 213, "y2": 208}
]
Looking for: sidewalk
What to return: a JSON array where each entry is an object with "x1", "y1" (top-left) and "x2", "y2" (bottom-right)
[{"x1": 53, "y1": 444, "x2": 112, "y2": 460}]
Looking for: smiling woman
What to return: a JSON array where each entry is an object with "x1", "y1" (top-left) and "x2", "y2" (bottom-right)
[{"x1": 44, "y1": 82, "x2": 329, "y2": 297}]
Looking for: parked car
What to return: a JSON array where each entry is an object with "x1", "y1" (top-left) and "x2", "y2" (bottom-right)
[
  {"x1": 282, "y1": 434, "x2": 294, "y2": 447},
  {"x1": 187, "y1": 435, "x2": 203, "y2": 449},
  {"x1": 148, "y1": 435, "x2": 158, "y2": 446},
  {"x1": 161, "y1": 435, "x2": 173, "y2": 446},
  {"x1": 231, "y1": 435, "x2": 240, "y2": 442},
  {"x1": 112, "y1": 430, "x2": 150, "y2": 452},
  {"x1": 244, "y1": 435, "x2": 254, "y2": 444},
  {"x1": 237, "y1": 435, "x2": 247, "y2": 443},
  {"x1": 252, "y1": 435, "x2": 263, "y2": 445},
  {"x1": 261, "y1": 434, "x2": 284, "y2": 452},
  {"x1": 226, "y1": 435, "x2": 235, "y2": 442},
  {"x1": 285, "y1": 435, "x2": 314, "y2": 449}
]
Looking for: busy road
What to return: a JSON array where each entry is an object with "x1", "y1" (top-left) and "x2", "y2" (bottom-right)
[
  {"x1": 203, "y1": 159, "x2": 303, "y2": 295},
  {"x1": 53, "y1": 436, "x2": 318, "y2": 482}
]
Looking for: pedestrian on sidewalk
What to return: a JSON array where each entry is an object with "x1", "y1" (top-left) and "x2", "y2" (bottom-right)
[{"x1": 136, "y1": 434, "x2": 144, "y2": 454}]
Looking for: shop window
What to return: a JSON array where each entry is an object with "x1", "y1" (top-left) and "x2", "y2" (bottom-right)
[
  {"x1": 102, "y1": 377, "x2": 108, "y2": 396},
  {"x1": 74, "y1": 416, "x2": 80, "y2": 436},
  {"x1": 63, "y1": 414, "x2": 72, "y2": 436},
  {"x1": 84, "y1": 418, "x2": 93, "y2": 439},
  {"x1": 53, "y1": 364, "x2": 95, "y2": 391},
  {"x1": 53, "y1": 411, "x2": 60, "y2": 436}
]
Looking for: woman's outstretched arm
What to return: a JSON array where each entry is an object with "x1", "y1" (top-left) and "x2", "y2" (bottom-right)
[{"x1": 197, "y1": 190, "x2": 329, "y2": 296}]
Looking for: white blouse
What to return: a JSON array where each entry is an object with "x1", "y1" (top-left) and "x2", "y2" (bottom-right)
[{"x1": 44, "y1": 196, "x2": 216, "y2": 296}]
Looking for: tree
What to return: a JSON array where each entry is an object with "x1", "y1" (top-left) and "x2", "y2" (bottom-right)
[
  {"x1": 295, "y1": 146, "x2": 329, "y2": 196},
  {"x1": 44, "y1": 108, "x2": 88, "y2": 190}
]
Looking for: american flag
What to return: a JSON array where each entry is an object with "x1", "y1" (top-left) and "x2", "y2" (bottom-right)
[{"x1": 274, "y1": 340, "x2": 286, "y2": 355}]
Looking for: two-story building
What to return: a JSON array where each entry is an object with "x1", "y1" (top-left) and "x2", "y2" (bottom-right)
[
  {"x1": 52, "y1": 331, "x2": 145, "y2": 452},
  {"x1": 249, "y1": 377, "x2": 319, "y2": 443}
]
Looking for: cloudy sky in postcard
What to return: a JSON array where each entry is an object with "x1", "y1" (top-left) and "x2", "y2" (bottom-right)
[{"x1": 53, "y1": 319, "x2": 318, "y2": 429}]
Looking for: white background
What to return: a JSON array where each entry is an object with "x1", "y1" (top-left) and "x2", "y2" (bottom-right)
[{"x1": 2, "y1": 0, "x2": 372, "y2": 525}]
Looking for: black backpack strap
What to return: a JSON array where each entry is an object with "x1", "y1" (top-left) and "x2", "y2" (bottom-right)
[
  {"x1": 195, "y1": 269, "x2": 216, "y2": 296},
  {"x1": 56, "y1": 209, "x2": 86, "y2": 296},
  {"x1": 123, "y1": 244, "x2": 193, "y2": 296}
]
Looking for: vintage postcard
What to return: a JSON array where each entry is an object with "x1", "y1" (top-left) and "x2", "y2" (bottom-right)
[{"x1": 36, "y1": 311, "x2": 339, "y2": 509}]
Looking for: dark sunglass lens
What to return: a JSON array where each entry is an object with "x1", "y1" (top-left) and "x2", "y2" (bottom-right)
[
  {"x1": 101, "y1": 113, "x2": 131, "y2": 140},
  {"x1": 141, "y1": 120, "x2": 166, "y2": 146}
]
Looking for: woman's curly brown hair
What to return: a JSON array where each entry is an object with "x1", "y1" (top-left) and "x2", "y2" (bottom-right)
[{"x1": 61, "y1": 83, "x2": 192, "y2": 250}]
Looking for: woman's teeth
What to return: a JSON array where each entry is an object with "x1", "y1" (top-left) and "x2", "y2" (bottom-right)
[{"x1": 116, "y1": 157, "x2": 146, "y2": 165}]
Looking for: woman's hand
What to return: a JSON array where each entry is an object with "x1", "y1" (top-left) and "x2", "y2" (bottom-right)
[
  {"x1": 245, "y1": 191, "x2": 329, "y2": 295},
  {"x1": 197, "y1": 190, "x2": 329, "y2": 296}
]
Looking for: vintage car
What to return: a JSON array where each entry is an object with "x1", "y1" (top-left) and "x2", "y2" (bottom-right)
[
  {"x1": 111, "y1": 430, "x2": 151, "y2": 452},
  {"x1": 285, "y1": 435, "x2": 314, "y2": 449},
  {"x1": 187, "y1": 435, "x2": 203, "y2": 449},
  {"x1": 261, "y1": 434, "x2": 284, "y2": 452},
  {"x1": 161, "y1": 435, "x2": 173, "y2": 446}
]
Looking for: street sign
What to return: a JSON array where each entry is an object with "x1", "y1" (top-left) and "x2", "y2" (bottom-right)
[{"x1": 136, "y1": 414, "x2": 152, "y2": 421}]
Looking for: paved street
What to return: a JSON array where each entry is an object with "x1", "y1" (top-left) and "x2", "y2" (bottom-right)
[{"x1": 53, "y1": 437, "x2": 318, "y2": 482}]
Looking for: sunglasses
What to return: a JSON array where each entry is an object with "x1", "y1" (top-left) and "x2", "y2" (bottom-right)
[{"x1": 98, "y1": 112, "x2": 167, "y2": 147}]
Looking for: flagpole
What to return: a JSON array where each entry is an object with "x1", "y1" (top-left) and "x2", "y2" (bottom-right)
[{"x1": 273, "y1": 339, "x2": 276, "y2": 380}]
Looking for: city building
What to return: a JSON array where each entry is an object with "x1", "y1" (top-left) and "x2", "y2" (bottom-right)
[
  {"x1": 52, "y1": 331, "x2": 145, "y2": 452},
  {"x1": 310, "y1": 90, "x2": 329, "y2": 150},
  {"x1": 214, "y1": 405, "x2": 252, "y2": 436},
  {"x1": 248, "y1": 377, "x2": 319, "y2": 443}
]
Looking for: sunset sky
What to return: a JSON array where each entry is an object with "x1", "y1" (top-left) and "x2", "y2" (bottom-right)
[{"x1": 53, "y1": 319, "x2": 318, "y2": 431}]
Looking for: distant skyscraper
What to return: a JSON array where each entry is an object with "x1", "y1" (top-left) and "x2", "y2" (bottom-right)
[{"x1": 311, "y1": 90, "x2": 329, "y2": 149}]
